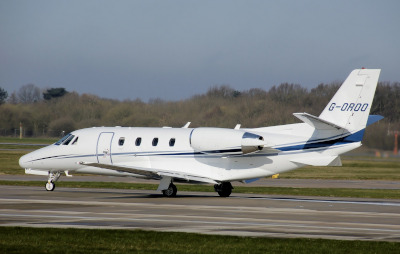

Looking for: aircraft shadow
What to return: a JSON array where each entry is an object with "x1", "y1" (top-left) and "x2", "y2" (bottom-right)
[{"x1": 104, "y1": 193, "x2": 220, "y2": 199}]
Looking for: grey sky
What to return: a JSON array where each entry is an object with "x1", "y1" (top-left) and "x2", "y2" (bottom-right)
[{"x1": 1, "y1": 0, "x2": 399, "y2": 101}]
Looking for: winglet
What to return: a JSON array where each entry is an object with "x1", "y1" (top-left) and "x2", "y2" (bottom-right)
[{"x1": 182, "y1": 122, "x2": 191, "y2": 128}]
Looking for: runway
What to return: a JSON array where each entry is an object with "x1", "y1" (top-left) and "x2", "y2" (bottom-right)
[{"x1": 1, "y1": 185, "x2": 399, "y2": 242}]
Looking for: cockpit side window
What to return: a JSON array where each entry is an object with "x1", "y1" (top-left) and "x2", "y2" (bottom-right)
[
  {"x1": 71, "y1": 136, "x2": 79, "y2": 145},
  {"x1": 63, "y1": 135, "x2": 75, "y2": 145},
  {"x1": 55, "y1": 134, "x2": 73, "y2": 145}
]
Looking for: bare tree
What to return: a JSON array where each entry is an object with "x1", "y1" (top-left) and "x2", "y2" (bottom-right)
[
  {"x1": 7, "y1": 92, "x2": 18, "y2": 104},
  {"x1": 18, "y1": 84, "x2": 42, "y2": 103}
]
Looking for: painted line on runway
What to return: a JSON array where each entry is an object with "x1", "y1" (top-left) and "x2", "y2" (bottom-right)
[
  {"x1": 1, "y1": 213, "x2": 400, "y2": 234},
  {"x1": 2, "y1": 197, "x2": 400, "y2": 212},
  {"x1": 239, "y1": 196, "x2": 400, "y2": 207}
]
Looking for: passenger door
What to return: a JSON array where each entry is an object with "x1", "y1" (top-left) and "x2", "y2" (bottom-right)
[{"x1": 97, "y1": 132, "x2": 114, "y2": 164}]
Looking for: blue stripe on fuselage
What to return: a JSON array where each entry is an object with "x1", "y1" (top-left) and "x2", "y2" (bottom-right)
[{"x1": 278, "y1": 129, "x2": 364, "y2": 152}]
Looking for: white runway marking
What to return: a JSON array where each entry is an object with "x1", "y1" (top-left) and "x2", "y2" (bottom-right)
[
  {"x1": 1, "y1": 212, "x2": 400, "y2": 234},
  {"x1": 241, "y1": 196, "x2": 400, "y2": 207}
]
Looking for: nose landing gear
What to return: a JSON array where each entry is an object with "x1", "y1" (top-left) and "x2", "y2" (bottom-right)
[
  {"x1": 45, "y1": 172, "x2": 61, "y2": 191},
  {"x1": 45, "y1": 181, "x2": 55, "y2": 191}
]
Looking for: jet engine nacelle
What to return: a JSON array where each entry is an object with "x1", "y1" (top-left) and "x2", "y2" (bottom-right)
[{"x1": 189, "y1": 128, "x2": 265, "y2": 155}]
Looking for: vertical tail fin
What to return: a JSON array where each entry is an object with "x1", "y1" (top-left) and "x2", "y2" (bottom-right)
[{"x1": 319, "y1": 69, "x2": 381, "y2": 132}]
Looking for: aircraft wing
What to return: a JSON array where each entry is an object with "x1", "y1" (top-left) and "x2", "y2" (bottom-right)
[{"x1": 79, "y1": 162, "x2": 218, "y2": 184}]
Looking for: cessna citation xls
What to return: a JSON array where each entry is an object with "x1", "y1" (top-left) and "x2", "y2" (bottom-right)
[{"x1": 20, "y1": 69, "x2": 383, "y2": 197}]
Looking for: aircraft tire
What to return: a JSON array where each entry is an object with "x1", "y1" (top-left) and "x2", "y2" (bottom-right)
[
  {"x1": 162, "y1": 183, "x2": 177, "y2": 197},
  {"x1": 45, "y1": 182, "x2": 55, "y2": 191},
  {"x1": 215, "y1": 182, "x2": 232, "y2": 197},
  {"x1": 217, "y1": 189, "x2": 232, "y2": 197}
]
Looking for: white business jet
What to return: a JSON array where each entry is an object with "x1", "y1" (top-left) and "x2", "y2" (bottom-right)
[{"x1": 19, "y1": 69, "x2": 382, "y2": 197}]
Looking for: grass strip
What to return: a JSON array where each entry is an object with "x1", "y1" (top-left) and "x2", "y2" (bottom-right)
[
  {"x1": 1, "y1": 180, "x2": 399, "y2": 199},
  {"x1": 280, "y1": 160, "x2": 400, "y2": 180},
  {"x1": 0, "y1": 150, "x2": 28, "y2": 175},
  {"x1": 0, "y1": 227, "x2": 399, "y2": 254},
  {"x1": 0, "y1": 137, "x2": 57, "y2": 144},
  {"x1": 0, "y1": 144, "x2": 46, "y2": 150}
]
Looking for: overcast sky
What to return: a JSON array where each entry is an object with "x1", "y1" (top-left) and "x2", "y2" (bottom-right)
[{"x1": 1, "y1": 0, "x2": 399, "y2": 101}]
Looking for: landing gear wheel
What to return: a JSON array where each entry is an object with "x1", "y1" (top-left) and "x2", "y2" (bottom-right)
[
  {"x1": 45, "y1": 181, "x2": 55, "y2": 191},
  {"x1": 162, "y1": 183, "x2": 177, "y2": 197},
  {"x1": 214, "y1": 182, "x2": 233, "y2": 197}
]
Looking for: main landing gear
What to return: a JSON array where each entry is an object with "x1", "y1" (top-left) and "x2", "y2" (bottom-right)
[
  {"x1": 45, "y1": 172, "x2": 61, "y2": 191},
  {"x1": 214, "y1": 182, "x2": 233, "y2": 197},
  {"x1": 161, "y1": 182, "x2": 233, "y2": 197},
  {"x1": 162, "y1": 183, "x2": 177, "y2": 197}
]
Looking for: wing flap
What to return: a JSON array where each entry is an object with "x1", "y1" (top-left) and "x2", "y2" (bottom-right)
[
  {"x1": 79, "y1": 162, "x2": 218, "y2": 184},
  {"x1": 291, "y1": 155, "x2": 342, "y2": 166},
  {"x1": 79, "y1": 162, "x2": 159, "y2": 178}
]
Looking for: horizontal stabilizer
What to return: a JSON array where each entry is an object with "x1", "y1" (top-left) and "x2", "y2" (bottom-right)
[
  {"x1": 367, "y1": 115, "x2": 384, "y2": 126},
  {"x1": 79, "y1": 162, "x2": 218, "y2": 184},
  {"x1": 293, "y1": 113, "x2": 345, "y2": 131},
  {"x1": 291, "y1": 155, "x2": 342, "y2": 167}
]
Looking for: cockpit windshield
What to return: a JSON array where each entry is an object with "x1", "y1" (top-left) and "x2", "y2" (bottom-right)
[{"x1": 55, "y1": 133, "x2": 75, "y2": 145}]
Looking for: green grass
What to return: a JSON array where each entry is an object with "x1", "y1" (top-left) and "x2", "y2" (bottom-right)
[
  {"x1": 0, "y1": 136, "x2": 56, "y2": 151},
  {"x1": 0, "y1": 227, "x2": 399, "y2": 254},
  {"x1": 0, "y1": 137, "x2": 55, "y2": 175},
  {"x1": 0, "y1": 136, "x2": 57, "y2": 144},
  {"x1": 276, "y1": 159, "x2": 400, "y2": 180},
  {"x1": 1, "y1": 180, "x2": 399, "y2": 199},
  {"x1": 0, "y1": 150, "x2": 26, "y2": 175},
  {"x1": 0, "y1": 144, "x2": 46, "y2": 150}
]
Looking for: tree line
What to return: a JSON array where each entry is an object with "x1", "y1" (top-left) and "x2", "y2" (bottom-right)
[{"x1": 0, "y1": 82, "x2": 399, "y2": 151}]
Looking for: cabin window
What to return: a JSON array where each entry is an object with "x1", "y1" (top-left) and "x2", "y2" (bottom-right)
[
  {"x1": 118, "y1": 137, "x2": 125, "y2": 146},
  {"x1": 169, "y1": 138, "x2": 176, "y2": 147},
  {"x1": 135, "y1": 137, "x2": 142, "y2": 146},
  {"x1": 152, "y1": 138, "x2": 159, "y2": 146}
]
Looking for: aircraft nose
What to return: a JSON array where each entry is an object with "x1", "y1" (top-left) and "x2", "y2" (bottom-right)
[{"x1": 19, "y1": 154, "x2": 32, "y2": 169}]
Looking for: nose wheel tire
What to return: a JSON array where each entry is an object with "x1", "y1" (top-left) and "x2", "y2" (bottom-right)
[
  {"x1": 162, "y1": 183, "x2": 177, "y2": 197},
  {"x1": 45, "y1": 182, "x2": 55, "y2": 191}
]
